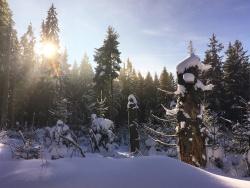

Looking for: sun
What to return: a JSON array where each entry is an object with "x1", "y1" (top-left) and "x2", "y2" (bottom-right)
[
  {"x1": 41, "y1": 41, "x2": 57, "y2": 59},
  {"x1": 38, "y1": 41, "x2": 58, "y2": 59}
]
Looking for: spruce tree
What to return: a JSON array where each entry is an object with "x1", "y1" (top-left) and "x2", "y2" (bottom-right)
[
  {"x1": 79, "y1": 53, "x2": 95, "y2": 123},
  {"x1": 94, "y1": 26, "x2": 121, "y2": 120},
  {"x1": 80, "y1": 53, "x2": 94, "y2": 85},
  {"x1": 144, "y1": 72, "x2": 155, "y2": 119},
  {"x1": 159, "y1": 67, "x2": 173, "y2": 107},
  {"x1": 32, "y1": 4, "x2": 61, "y2": 126},
  {"x1": 118, "y1": 59, "x2": 139, "y2": 122},
  {"x1": 0, "y1": 0, "x2": 13, "y2": 128},
  {"x1": 223, "y1": 40, "x2": 249, "y2": 122},
  {"x1": 8, "y1": 29, "x2": 21, "y2": 128},
  {"x1": 203, "y1": 34, "x2": 224, "y2": 111},
  {"x1": 135, "y1": 72, "x2": 145, "y2": 121}
]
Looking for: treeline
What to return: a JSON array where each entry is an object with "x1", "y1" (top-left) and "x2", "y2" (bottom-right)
[
  {"x1": 0, "y1": 1, "x2": 249, "y2": 129},
  {"x1": 0, "y1": 2, "x2": 175, "y2": 128},
  {"x1": 203, "y1": 34, "x2": 250, "y2": 123}
]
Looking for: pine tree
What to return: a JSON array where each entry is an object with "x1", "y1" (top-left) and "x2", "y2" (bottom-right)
[
  {"x1": 153, "y1": 73, "x2": 161, "y2": 115},
  {"x1": 79, "y1": 53, "x2": 95, "y2": 123},
  {"x1": 79, "y1": 53, "x2": 94, "y2": 85},
  {"x1": 94, "y1": 26, "x2": 121, "y2": 120},
  {"x1": 31, "y1": 4, "x2": 61, "y2": 126},
  {"x1": 232, "y1": 98, "x2": 250, "y2": 153},
  {"x1": 16, "y1": 24, "x2": 37, "y2": 125},
  {"x1": 144, "y1": 72, "x2": 155, "y2": 119},
  {"x1": 20, "y1": 24, "x2": 36, "y2": 77},
  {"x1": 8, "y1": 29, "x2": 21, "y2": 128},
  {"x1": 0, "y1": 0, "x2": 13, "y2": 128},
  {"x1": 135, "y1": 72, "x2": 145, "y2": 121},
  {"x1": 203, "y1": 34, "x2": 224, "y2": 111},
  {"x1": 118, "y1": 59, "x2": 138, "y2": 122},
  {"x1": 223, "y1": 40, "x2": 249, "y2": 122},
  {"x1": 159, "y1": 67, "x2": 173, "y2": 107},
  {"x1": 42, "y1": 4, "x2": 59, "y2": 46}
]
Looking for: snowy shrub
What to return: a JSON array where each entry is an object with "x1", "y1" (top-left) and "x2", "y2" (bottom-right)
[
  {"x1": 48, "y1": 120, "x2": 85, "y2": 159},
  {"x1": 89, "y1": 114, "x2": 117, "y2": 153}
]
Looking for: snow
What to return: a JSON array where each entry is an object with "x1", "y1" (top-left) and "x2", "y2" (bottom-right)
[
  {"x1": 127, "y1": 94, "x2": 139, "y2": 109},
  {"x1": 195, "y1": 79, "x2": 214, "y2": 91},
  {"x1": 207, "y1": 147, "x2": 225, "y2": 160},
  {"x1": 91, "y1": 115, "x2": 114, "y2": 132},
  {"x1": 0, "y1": 155, "x2": 249, "y2": 188},
  {"x1": 177, "y1": 53, "x2": 211, "y2": 74},
  {"x1": 180, "y1": 121, "x2": 186, "y2": 129},
  {"x1": 183, "y1": 73, "x2": 195, "y2": 83},
  {"x1": 174, "y1": 84, "x2": 186, "y2": 95},
  {"x1": 99, "y1": 71, "x2": 105, "y2": 76},
  {"x1": 145, "y1": 137, "x2": 156, "y2": 147},
  {"x1": 164, "y1": 106, "x2": 178, "y2": 116}
]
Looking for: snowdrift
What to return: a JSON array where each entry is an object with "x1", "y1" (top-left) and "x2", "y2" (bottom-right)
[{"x1": 0, "y1": 153, "x2": 249, "y2": 188}]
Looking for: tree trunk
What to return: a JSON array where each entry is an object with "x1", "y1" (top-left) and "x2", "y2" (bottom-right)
[
  {"x1": 178, "y1": 94, "x2": 206, "y2": 167},
  {"x1": 128, "y1": 108, "x2": 139, "y2": 152}
]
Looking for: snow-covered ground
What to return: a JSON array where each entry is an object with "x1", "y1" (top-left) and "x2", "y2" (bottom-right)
[{"x1": 0, "y1": 144, "x2": 249, "y2": 188}]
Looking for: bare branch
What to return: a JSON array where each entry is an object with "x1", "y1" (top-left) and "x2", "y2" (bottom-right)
[
  {"x1": 142, "y1": 124, "x2": 177, "y2": 138},
  {"x1": 157, "y1": 88, "x2": 175, "y2": 95},
  {"x1": 148, "y1": 135, "x2": 176, "y2": 147},
  {"x1": 151, "y1": 114, "x2": 176, "y2": 123}
]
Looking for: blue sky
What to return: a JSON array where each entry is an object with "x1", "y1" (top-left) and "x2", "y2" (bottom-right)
[{"x1": 8, "y1": 0, "x2": 250, "y2": 76}]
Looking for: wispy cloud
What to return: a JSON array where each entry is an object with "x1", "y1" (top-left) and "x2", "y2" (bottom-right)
[{"x1": 142, "y1": 26, "x2": 207, "y2": 44}]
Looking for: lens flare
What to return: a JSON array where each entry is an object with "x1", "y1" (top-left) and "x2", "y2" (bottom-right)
[{"x1": 41, "y1": 41, "x2": 57, "y2": 59}]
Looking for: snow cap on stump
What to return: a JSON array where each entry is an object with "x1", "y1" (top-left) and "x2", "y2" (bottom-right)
[{"x1": 177, "y1": 53, "x2": 211, "y2": 74}]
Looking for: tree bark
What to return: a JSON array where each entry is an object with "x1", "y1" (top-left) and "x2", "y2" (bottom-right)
[{"x1": 128, "y1": 108, "x2": 139, "y2": 152}]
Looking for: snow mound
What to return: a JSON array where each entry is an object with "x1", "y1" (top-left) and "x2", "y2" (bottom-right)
[{"x1": 0, "y1": 156, "x2": 249, "y2": 188}]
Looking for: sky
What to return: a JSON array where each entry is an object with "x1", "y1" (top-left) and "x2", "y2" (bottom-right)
[{"x1": 8, "y1": 0, "x2": 250, "y2": 76}]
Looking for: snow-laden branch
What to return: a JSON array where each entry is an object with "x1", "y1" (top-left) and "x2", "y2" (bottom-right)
[
  {"x1": 148, "y1": 135, "x2": 177, "y2": 147},
  {"x1": 161, "y1": 104, "x2": 178, "y2": 116},
  {"x1": 151, "y1": 114, "x2": 176, "y2": 123},
  {"x1": 174, "y1": 85, "x2": 186, "y2": 95},
  {"x1": 157, "y1": 88, "x2": 175, "y2": 95},
  {"x1": 177, "y1": 53, "x2": 212, "y2": 74},
  {"x1": 195, "y1": 80, "x2": 214, "y2": 91},
  {"x1": 142, "y1": 123, "x2": 177, "y2": 138}
]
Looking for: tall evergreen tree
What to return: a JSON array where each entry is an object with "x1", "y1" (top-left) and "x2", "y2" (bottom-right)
[
  {"x1": 159, "y1": 67, "x2": 174, "y2": 107},
  {"x1": 80, "y1": 53, "x2": 94, "y2": 85},
  {"x1": 223, "y1": 40, "x2": 250, "y2": 122},
  {"x1": 135, "y1": 72, "x2": 145, "y2": 121},
  {"x1": 79, "y1": 54, "x2": 95, "y2": 123},
  {"x1": 118, "y1": 59, "x2": 138, "y2": 122},
  {"x1": 8, "y1": 29, "x2": 21, "y2": 128},
  {"x1": 94, "y1": 26, "x2": 121, "y2": 120},
  {"x1": 30, "y1": 4, "x2": 61, "y2": 126},
  {"x1": 144, "y1": 72, "x2": 155, "y2": 119},
  {"x1": 0, "y1": 0, "x2": 13, "y2": 128},
  {"x1": 203, "y1": 34, "x2": 224, "y2": 111},
  {"x1": 42, "y1": 4, "x2": 59, "y2": 46}
]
